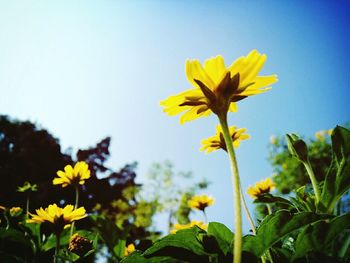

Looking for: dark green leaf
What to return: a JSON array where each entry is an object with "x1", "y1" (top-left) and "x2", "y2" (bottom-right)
[
  {"x1": 320, "y1": 126, "x2": 350, "y2": 213},
  {"x1": 270, "y1": 248, "x2": 292, "y2": 263},
  {"x1": 253, "y1": 193, "x2": 294, "y2": 207},
  {"x1": 0, "y1": 227, "x2": 34, "y2": 251},
  {"x1": 242, "y1": 210, "x2": 332, "y2": 257},
  {"x1": 121, "y1": 251, "x2": 182, "y2": 263},
  {"x1": 293, "y1": 213, "x2": 350, "y2": 260}
]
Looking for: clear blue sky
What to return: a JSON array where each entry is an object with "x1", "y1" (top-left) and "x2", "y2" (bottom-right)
[{"x1": 0, "y1": 1, "x2": 349, "y2": 233}]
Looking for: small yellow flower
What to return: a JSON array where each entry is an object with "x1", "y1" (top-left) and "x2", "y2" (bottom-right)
[
  {"x1": 124, "y1": 244, "x2": 136, "y2": 257},
  {"x1": 27, "y1": 204, "x2": 87, "y2": 232},
  {"x1": 161, "y1": 50, "x2": 278, "y2": 124},
  {"x1": 327, "y1": 129, "x2": 333, "y2": 136},
  {"x1": 53, "y1": 161, "x2": 91, "y2": 187},
  {"x1": 315, "y1": 130, "x2": 326, "y2": 141},
  {"x1": 188, "y1": 195, "x2": 215, "y2": 211},
  {"x1": 10, "y1": 207, "x2": 23, "y2": 216},
  {"x1": 201, "y1": 125, "x2": 250, "y2": 153},
  {"x1": 171, "y1": 220, "x2": 208, "y2": 234},
  {"x1": 269, "y1": 135, "x2": 278, "y2": 145},
  {"x1": 247, "y1": 178, "x2": 276, "y2": 199}
]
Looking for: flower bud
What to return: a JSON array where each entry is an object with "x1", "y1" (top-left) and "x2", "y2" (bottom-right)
[
  {"x1": 286, "y1": 133, "x2": 309, "y2": 163},
  {"x1": 68, "y1": 234, "x2": 93, "y2": 256}
]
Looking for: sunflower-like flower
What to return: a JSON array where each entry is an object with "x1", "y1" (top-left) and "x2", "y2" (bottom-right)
[
  {"x1": 27, "y1": 204, "x2": 87, "y2": 233},
  {"x1": 161, "y1": 50, "x2": 278, "y2": 124},
  {"x1": 171, "y1": 220, "x2": 208, "y2": 234},
  {"x1": 201, "y1": 125, "x2": 250, "y2": 153},
  {"x1": 188, "y1": 195, "x2": 215, "y2": 211},
  {"x1": 53, "y1": 161, "x2": 91, "y2": 187},
  {"x1": 124, "y1": 244, "x2": 136, "y2": 257},
  {"x1": 247, "y1": 178, "x2": 276, "y2": 199}
]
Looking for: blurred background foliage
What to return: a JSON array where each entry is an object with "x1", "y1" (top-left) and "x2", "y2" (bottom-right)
[{"x1": 0, "y1": 115, "x2": 209, "y2": 261}]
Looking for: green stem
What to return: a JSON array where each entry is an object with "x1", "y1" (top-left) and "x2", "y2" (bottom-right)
[
  {"x1": 303, "y1": 160, "x2": 320, "y2": 203},
  {"x1": 54, "y1": 232, "x2": 61, "y2": 263},
  {"x1": 264, "y1": 204, "x2": 275, "y2": 263},
  {"x1": 218, "y1": 115, "x2": 242, "y2": 263},
  {"x1": 74, "y1": 185, "x2": 79, "y2": 209},
  {"x1": 26, "y1": 194, "x2": 30, "y2": 217},
  {"x1": 240, "y1": 185, "x2": 256, "y2": 234},
  {"x1": 203, "y1": 210, "x2": 208, "y2": 224},
  {"x1": 70, "y1": 186, "x2": 80, "y2": 237},
  {"x1": 241, "y1": 187, "x2": 268, "y2": 263},
  {"x1": 266, "y1": 204, "x2": 272, "y2": 215}
]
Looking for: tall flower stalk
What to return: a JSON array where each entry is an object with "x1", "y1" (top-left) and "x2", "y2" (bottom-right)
[
  {"x1": 161, "y1": 50, "x2": 277, "y2": 262},
  {"x1": 17, "y1": 182, "x2": 38, "y2": 217},
  {"x1": 218, "y1": 114, "x2": 243, "y2": 262},
  {"x1": 70, "y1": 185, "x2": 80, "y2": 236}
]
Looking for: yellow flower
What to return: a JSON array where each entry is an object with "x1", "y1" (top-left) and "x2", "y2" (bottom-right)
[
  {"x1": 188, "y1": 195, "x2": 215, "y2": 211},
  {"x1": 315, "y1": 130, "x2": 326, "y2": 141},
  {"x1": 10, "y1": 207, "x2": 23, "y2": 216},
  {"x1": 27, "y1": 204, "x2": 87, "y2": 232},
  {"x1": 161, "y1": 50, "x2": 278, "y2": 124},
  {"x1": 124, "y1": 244, "x2": 136, "y2": 257},
  {"x1": 53, "y1": 161, "x2": 91, "y2": 187},
  {"x1": 327, "y1": 129, "x2": 333, "y2": 136},
  {"x1": 171, "y1": 220, "x2": 208, "y2": 234},
  {"x1": 269, "y1": 135, "x2": 278, "y2": 145},
  {"x1": 201, "y1": 125, "x2": 250, "y2": 153},
  {"x1": 247, "y1": 178, "x2": 276, "y2": 199}
]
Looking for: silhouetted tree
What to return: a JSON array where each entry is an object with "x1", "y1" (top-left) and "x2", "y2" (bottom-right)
[{"x1": 0, "y1": 115, "x2": 71, "y2": 209}]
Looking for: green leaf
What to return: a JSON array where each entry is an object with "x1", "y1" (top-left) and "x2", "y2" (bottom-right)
[
  {"x1": 253, "y1": 193, "x2": 294, "y2": 207},
  {"x1": 121, "y1": 251, "x2": 182, "y2": 263},
  {"x1": 242, "y1": 210, "x2": 332, "y2": 257},
  {"x1": 41, "y1": 228, "x2": 71, "y2": 252},
  {"x1": 113, "y1": 239, "x2": 126, "y2": 259},
  {"x1": 207, "y1": 222, "x2": 233, "y2": 255},
  {"x1": 320, "y1": 126, "x2": 350, "y2": 213},
  {"x1": 269, "y1": 248, "x2": 292, "y2": 263},
  {"x1": 0, "y1": 227, "x2": 35, "y2": 261},
  {"x1": 0, "y1": 228, "x2": 33, "y2": 250},
  {"x1": 293, "y1": 213, "x2": 350, "y2": 260},
  {"x1": 143, "y1": 226, "x2": 208, "y2": 261}
]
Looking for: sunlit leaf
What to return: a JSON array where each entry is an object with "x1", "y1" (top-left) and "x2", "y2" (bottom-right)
[
  {"x1": 143, "y1": 226, "x2": 209, "y2": 261},
  {"x1": 207, "y1": 222, "x2": 233, "y2": 255}
]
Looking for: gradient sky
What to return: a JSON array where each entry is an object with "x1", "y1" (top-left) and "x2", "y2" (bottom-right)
[{"x1": 1, "y1": 1, "x2": 349, "y2": 233}]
